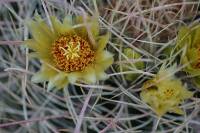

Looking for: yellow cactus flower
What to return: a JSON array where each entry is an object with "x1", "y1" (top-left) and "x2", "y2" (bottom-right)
[
  {"x1": 177, "y1": 24, "x2": 200, "y2": 88},
  {"x1": 25, "y1": 15, "x2": 113, "y2": 89},
  {"x1": 140, "y1": 66, "x2": 193, "y2": 116},
  {"x1": 118, "y1": 48, "x2": 144, "y2": 81}
]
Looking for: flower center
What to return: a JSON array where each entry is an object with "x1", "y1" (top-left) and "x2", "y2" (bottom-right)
[
  {"x1": 51, "y1": 34, "x2": 95, "y2": 72},
  {"x1": 163, "y1": 89, "x2": 174, "y2": 98}
]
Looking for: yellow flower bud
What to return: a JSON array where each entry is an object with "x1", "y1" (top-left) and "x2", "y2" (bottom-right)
[
  {"x1": 140, "y1": 66, "x2": 193, "y2": 116},
  {"x1": 177, "y1": 24, "x2": 200, "y2": 88}
]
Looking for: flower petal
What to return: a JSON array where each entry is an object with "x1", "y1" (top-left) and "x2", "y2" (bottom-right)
[
  {"x1": 96, "y1": 33, "x2": 110, "y2": 51},
  {"x1": 97, "y1": 72, "x2": 108, "y2": 80},
  {"x1": 74, "y1": 16, "x2": 88, "y2": 39},
  {"x1": 74, "y1": 15, "x2": 99, "y2": 39},
  {"x1": 181, "y1": 89, "x2": 193, "y2": 99},
  {"x1": 177, "y1": 26, "x2": 192, "y2": 48},
  {"x1": 48, "y1": 73, "x2": 68, "y2": 90},
  {"x1": 82, "y1": 67, "x2": 96, "y2": 83},
  {"x1": 67, "y1": 72, "x2": 80, "y2": 83},
  {"x1": 28, "y1": 51, "x2": 54, "y2": 65},
  {"x1": 90, "y1": 16, "x2": 99, "y2": 37},
  {"x1": 50, "y1": 16, "x2": 73, "y2": 36},
  {"x1": 24, "y1": 39, "x2": 39, "y2": 51},
  {"x1": 170, "y1": 107, "x2": 184, "y2": 115},
  {"x1": 95, "y1": 51, "x2": 114, "y2": 70},
  {"x1": 34, "y1": 15, "x2": 55, "y2": 38},
  {"x1": 50, "y1": 16, "x2": 62, "y2": 35},
  {"x1": 100, "y1": 58, "x2": 114, "y2": 70},
  {"x1": 95, "y1": 66, "x2": 109, "y2": 80},
  {"x1": 96, "y1": 50, "x2": 113, "y2": 63},
  {"x1": 192, "y1": 25, "x2": 200, "y2": 46},
  {"x1": 25, "y1": 39, "x2": 51, "y2": 55},
  {"x1": 32, "y1": 64, "x2": 57, "y2": 83},
  {"x1": 28, "y1": 20, "x2": 54, "y2": 45},
  {"x1": 63, "y1": 15, "x2": 73, "y2": 26}
]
